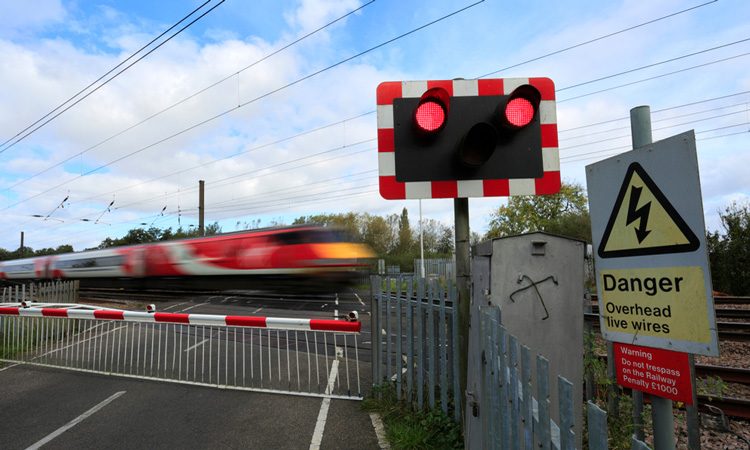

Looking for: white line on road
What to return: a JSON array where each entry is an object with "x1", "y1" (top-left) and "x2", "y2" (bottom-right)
[
  {"x1": 369, "y1": 412, "x2": 391, "y2": 449},
  {"x1": 25, "y1": 391, "x2": 126, "y2": 450},
  {"x1": 163, "y1": 302, "x2": 188, "y2": 311},
  {"x1": 253, "y1": 307, "x2": 263, "y2": 313},
  {"x1": 309, "y1": 353, "x2": 340, "y2": 450},
  {"x1": 180, "y1": 301, "x2": 208, "y2": 312},
  {"x1": 184, "y1": 339, "x2": 209, "y2": 352},
  {"x1": 354, "y1": 292, "x2": 366, "y2": 306}
]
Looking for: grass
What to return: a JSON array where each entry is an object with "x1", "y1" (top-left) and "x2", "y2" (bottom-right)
[{"x1": 362, "y1": 384, "x2": 463, "y2": 450}]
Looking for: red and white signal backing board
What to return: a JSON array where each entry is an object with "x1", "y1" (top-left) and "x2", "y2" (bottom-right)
[
  {"x1": 614, "y1": 343, "x2": 693, "y2": 405},
  {"x1": 376, "y1": 78, "x2": 560, "y2": 199}
]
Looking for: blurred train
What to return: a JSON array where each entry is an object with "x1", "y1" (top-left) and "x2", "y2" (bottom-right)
[{"x1": 0, "y1": 225, "x2": 374, "y2": 291}]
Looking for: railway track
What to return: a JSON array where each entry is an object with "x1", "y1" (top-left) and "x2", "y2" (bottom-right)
[{"x1": 78, "y1": 287, "x2": 341, "y2": 305}]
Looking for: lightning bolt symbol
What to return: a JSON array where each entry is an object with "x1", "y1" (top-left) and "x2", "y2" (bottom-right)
[{"x1": 626, "y1": 186, "x2": 652, "y2": 244}]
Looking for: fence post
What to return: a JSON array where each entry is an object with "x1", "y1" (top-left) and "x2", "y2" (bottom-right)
[
  {"x1": 521, "y1": 345, "x2": 533, "y2": 450},
  {"x1": 536, "y1": 356, "x2": 551, "y2": 450},
  {"x1": 587, "y1": 401, "x2": 608, "y2": 450},
  {"x1": 396, "y1": 276, "x2": 403, "y2": 400},
  {"x1": 509, "y1": 335, "x2": 520, "y2": 450},
  {"x1": 451, "y1": 283, "x2": 461, "y2": 423},
  {"x1": 417, "y1": 277, "x2": 424, "y2": 410},
  {"x1": 406, "y1": 277, "x2": 414, "y2": 403},
  {"x1": 370, "y1": 276, "x2": 381, "y2": 394},
  {"x1": 427, "y1": 280, "x2": 436, "y2": 409},
  {"x1": 558, "y1": 376, "x2": 575, "y2": 450},
  {"x1": 439, "y1": 282, "x2": 448, "y2": 415}
]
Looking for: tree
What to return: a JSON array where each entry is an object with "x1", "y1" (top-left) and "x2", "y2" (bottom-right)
[
  {"x1": 707, "y1": 202, "x2": 750, "y2": 295},
  {"x1": 362, "y1": 214, "x2": 393, "y2": 255},
  {"x1": 485, "y1": 181, "x2": 591, "y2": 242},
  {"x1": 396, "y1": 208, "x2": 413, "y2": 254}
]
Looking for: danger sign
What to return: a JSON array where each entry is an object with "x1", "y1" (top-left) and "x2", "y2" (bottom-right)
[
  {"x1": 615, "y1": 343, "x2": 693, "y2": 405},
  {"x1": 586, "y1": 131, "x2": 719, "y2": 356}
]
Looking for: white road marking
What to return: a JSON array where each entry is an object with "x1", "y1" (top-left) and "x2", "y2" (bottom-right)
[
  {"x1": 184, "y1": 339, "x2": 209, "y2": 352},
  {"x1": 354, "y1": 292, "x2": 366, "y2": 306},
  {"x1": 180, "y1": 301, "x2": 208, "y2": 312},
  {"x1": 369, "y1": 412, "x2": 391, "y2": 449},
  {"x1": 309, "y1": 351, "x2": 340, "y2": 450},
  {"x1": 163, "y1": 302, "x2": 188, "y2": 311},
  {"x1": 25, "y1": 391, "x2": 126, "y2": 450},
  {"x1": 0, "y1": 363, "x2": 20, "y2": 372},
  {"x1": 253, "y1": 307, "x2": 263, "y2": 314}
]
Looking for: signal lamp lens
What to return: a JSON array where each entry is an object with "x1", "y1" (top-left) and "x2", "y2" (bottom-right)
[
  {"x1": 505, "y1": 97, "x2": 535, "y2": 128},
  {"x1": 459, "y1": 122, "x2": 498, "y2": 167},
  {"x1": 415, "y1": 100, "x2": 446, "y2": 132}
]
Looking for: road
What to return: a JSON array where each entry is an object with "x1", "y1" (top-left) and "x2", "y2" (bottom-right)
[{"x1": 0, "y1": 287, "x2": 385, "y2": 449}]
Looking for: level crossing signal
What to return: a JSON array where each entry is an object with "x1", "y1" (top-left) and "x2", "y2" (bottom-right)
[{"x1": 377, "y1": 78, "x2": 560, "y2": 199}]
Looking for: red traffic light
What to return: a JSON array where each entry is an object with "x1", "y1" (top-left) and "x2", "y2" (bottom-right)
[
  {"x1": 505, "y1": 97, "x2": 535, "y2": 127},
  {"x1": 501, "y1": 85, "x2": 541, "y2": 129},
  {"x1": 415, "y1": 101, "x2": 445, "y2": 132},
  {"x1": 413, "y1": 87, "x2": 450, "y2": 134}
]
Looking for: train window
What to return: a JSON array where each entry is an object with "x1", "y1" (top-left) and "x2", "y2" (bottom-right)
[
  {"x1": 276, "y1": 229, "x2": 347, "y2": 245},
  {"x1": 3, "y1": 263, "x2": 35, "y2": 273},
  {"x1": 55, "y1": 255, "x2": 125, "y2": 269}
]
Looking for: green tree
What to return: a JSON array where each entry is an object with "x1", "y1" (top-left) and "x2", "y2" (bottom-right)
[
  {"x1": 362, "y1": 214, "x2": 393, "y2": 256},
  {"x1": 707, "y1": 202, "x2": 750, "y2": 295},
  {"x1": 485, "y1": 181, "x2": 591, "y2": 242},
  {"x1": 396, "y1": 208, "x2": 413, "y2": 254},
  {"x1": 293, "y1": 213, "x2": 362, "y2": 241}
]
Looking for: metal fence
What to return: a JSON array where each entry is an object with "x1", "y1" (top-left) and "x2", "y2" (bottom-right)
[
  {"x1": 413, "y1": 258, "x2": 455, "y2": 280},
  {"x1": 0, "y1": 303, "x2": 362, "y2": 400},
  {"x1": 1, "y1": 281, "x2": 79, "y2": 303},
  {"x1": 371, "y1": 276, "x2": 461, "y2": 421},
  {"x1": 475, "y1": 307, "x2": 651, "y2": 450},
  {"x1": 373, "y1": 276, "x2": 652, "y2": 449}
]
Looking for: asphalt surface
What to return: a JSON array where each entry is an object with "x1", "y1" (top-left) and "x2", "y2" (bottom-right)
[{"x1": 0, "y1": 288, "x2": 383, "y2": 449}]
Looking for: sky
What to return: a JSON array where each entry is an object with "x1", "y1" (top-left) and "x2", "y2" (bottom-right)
[{"x1": 0, "y1": 0, "x2": 748, "y2": 252}]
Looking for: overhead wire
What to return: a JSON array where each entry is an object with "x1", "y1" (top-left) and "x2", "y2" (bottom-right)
[
  {"x1": 0, "y1": 0, "x2": 227, "y2": 155},
  {"x1": 0, "y1": 0, "x2": 212, "y2": 151},
  {"x1": 8, "y1": 0, "x2": 748, "y2": 248},
  {"x1": 475, "y1": 0, "x2": 718, "y2": 78},
  {"x1": 0, "y1": 1, "x2": 376, "y2": 193},
  {"x1": 0, "y1": 0, "x2": 484, "y2": 211}
]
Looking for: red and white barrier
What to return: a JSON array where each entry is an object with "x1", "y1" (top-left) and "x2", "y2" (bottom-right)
[{"x1": 0, "y1": 305, "x2": 361, "y2": 333}]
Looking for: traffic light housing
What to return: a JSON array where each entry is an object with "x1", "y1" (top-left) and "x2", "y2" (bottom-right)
[{"x1": 377, "y1": 78, "x2": 559, "y2": 199}]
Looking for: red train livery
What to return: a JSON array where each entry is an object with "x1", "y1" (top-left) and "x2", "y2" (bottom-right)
[{"x1": 0, "y1": 226, "x2": 373, "y2": 290}]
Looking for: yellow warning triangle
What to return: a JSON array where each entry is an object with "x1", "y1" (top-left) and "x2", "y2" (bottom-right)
[{"x1": 598, "y1": 162, "x2": 699, "y2": 258}]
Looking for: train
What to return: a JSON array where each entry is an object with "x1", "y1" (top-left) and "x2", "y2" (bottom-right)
[{"x1": 0, "y1": 225, "x2": 374, "y2": 291}]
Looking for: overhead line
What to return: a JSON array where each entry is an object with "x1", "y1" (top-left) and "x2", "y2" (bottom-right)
[
  {"x1": 476, "y1": 0, "x2": 718, "y2": 78},
  {"x1": 0, "y1": 1, "x2": 375, "y2": 193},
  {"x1": 0, "y1": 0, "x2": 213, "y2": 151},
  {"x1": 563, "y1": 101, "x2": 750, "y2": 139},
  {"x1": 558, "y1": 51, "x2": 750, "y2": 102},
  {"x1": 0, "y1": 0, "x2": 227, "y2": 155},
  {"x1": 558, "y1": 37, "x2": 750, "y2": 92},
  {"x1": 0, "y1": 1, "x2": 482, "y2": 211}
]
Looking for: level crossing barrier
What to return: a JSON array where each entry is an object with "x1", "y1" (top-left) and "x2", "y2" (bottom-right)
[{"x1": 0, "y1": 302, "x2": 362, "y2": 400}]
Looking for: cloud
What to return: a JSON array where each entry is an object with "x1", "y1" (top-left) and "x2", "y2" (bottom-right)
[{"x1": 0, "y1": 0, "x2": 67, "y2": 39}]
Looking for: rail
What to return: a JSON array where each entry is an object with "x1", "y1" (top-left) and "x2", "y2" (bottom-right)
[{"x1": 0, "y1": 303, "x2": 362, "y2": 400}]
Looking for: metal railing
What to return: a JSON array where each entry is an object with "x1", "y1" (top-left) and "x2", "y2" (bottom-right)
[
  {"x1": 371, "y1": 276, "x2": 461, "y2": 421},
  {"x1": 413, "y1": 258, "x2": 455, "y2": 280},
  {"x1": 1, "y1": 281, "x2": 79, "y2": 303},
  {"x1": 0, "y1": 302, "x2": 362, "y2": 400},
  {"x1": 474, "y1": 307, "x2": 651, "y2": 450},
  {"x1": 372, "y1": 277, "x2": 652, "y2": 449}
]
